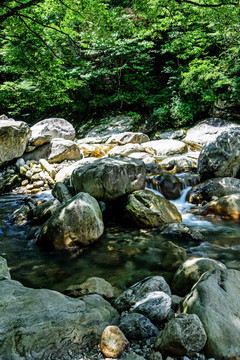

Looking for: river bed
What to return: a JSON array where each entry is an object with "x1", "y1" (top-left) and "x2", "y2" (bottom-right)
[{"x1": 0, "y1": 188, "x2": 239, "y2": 293}]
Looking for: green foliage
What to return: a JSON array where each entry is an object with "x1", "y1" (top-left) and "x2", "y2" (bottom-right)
[{"x1": 0, "y1": 0, "x2": 239, "y2": 126}]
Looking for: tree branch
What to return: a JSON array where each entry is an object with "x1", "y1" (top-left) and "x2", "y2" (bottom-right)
[
  {"x1": 0, "y1": 0, "x2": 42, "y2": 24},
  {"x1": 176, "y1": 0, "x2": 239, "y2": 7}
]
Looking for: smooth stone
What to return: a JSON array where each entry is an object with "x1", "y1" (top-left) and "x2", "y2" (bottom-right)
[
  {"x1": 172, "y1": 258, "x2": 226, "y2": 297},
  {"x1": 124, "y1": 189, "x2": 182, "y2": 228},
  {"x1": 100, "y1": 325, "x2": 129, "y2": 358},
  {"x1": 63, "y1": 277, "x2": 115, "y2": 299},
  {"x1": 37, "y1": 192, "x2": 104, "y2": 250},
  {"x1": 107, "y1": 132, "x2": 150, "y2": 145},
  {"x1": 39, "y1": 158, "x2": 56, "y2": 179},
  {"x1": 107, "y1": 143, "x2": 145, "y2": 157},
  {"x1": 131, "y1": 291, "x2": 172, "y2": 325},
  {"x1": 142, "y1": 139, "x2": 188, "y2": 156},
  {"x1": 119, "y1": 313, "x2": 159, "y2": 339},
  {"x1": 71, "y1": 156, "x2": 146, "y2": 201},
  {"x1": 122, "y1": 355, "x2": 146, "y2": 360},
  {"x1": 114, "y1": 276, "x2": 171, "y2": 312},
  {"x1": 52, "y1": 182, "x2": 72, "y2": 203},
  {"x1": 201, "y1": 193, "x2": 240, "y2": 220},
  {"x1": 182, "y1": 269, "x2": 240, "y2": 359},
  {"x1": 55, "y1": 158, "x2": 97, "y2": 183},
  {"x1": 155, "y1": 313, "x2": 207, "y2": 357},
  {"x1": 160, "y1": 154, "x2": 198, "y2": 173}
]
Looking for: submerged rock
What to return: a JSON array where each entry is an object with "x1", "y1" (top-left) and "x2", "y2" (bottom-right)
[
  {"x1": 124, "y1": 189, "x2": 182, "y2": 228},
  {"x1": 71, "y1": 156, "x2": 146, "y2": 201},
  {"x1": 0, "y1": 277, "x2": 118, "y2": 360},
  {"x1": 63, "y1": 277, "x2": 115, "y2": 299},
  {"x1": 155, "y1": 313, "x2": 207, "y2": 357},
  {"x1": 182, "y1": 269, "x2": 240, "y2": 359},
  {"x1": 161, "y1": 223, "x2": 204, "y2": 242},
  {"x1": 37, "y1": 192, "x2": 104, "y2": 250},
  {"x1": 172, "y1": 257, "x2": 226, "y2": 297}
]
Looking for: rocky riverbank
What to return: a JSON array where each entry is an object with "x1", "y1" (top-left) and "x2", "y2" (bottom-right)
[{"x1": 0, "y1": 113, "x2": 240, "y2": 359}]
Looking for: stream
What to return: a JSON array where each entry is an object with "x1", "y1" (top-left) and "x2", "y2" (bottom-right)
[{"x1": 0, "y1": 185, "x2": 240, "y2": 293}]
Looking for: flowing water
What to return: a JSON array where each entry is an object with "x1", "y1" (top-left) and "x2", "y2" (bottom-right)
[{"x1": 0, "y1": 185, "x2": 239, "y2": 293}]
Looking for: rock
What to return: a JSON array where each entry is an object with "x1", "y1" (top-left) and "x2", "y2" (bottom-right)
[
  {"x1": 160, "y1": 154, "x2": 198, "y2": 173},
  {"x1": 171, "y1": 295, "x2": 183, "y2": 312},
  {"x1": 0, "y1": 117, "x2": 31, "y2": 166},
  {"x1": 0, "y1": 257, "x2": 11, "y2": 279},
  {"x1": 183, "y1": 118, "x2": 238, "y2": 148},
  {"x1": 128, "y1": 152, "x2": 156, "y2": 164},
  {"x1": 39, "y1": 158, "x2": 56, "y2": 178},
  {"x1": 63, "y1": 277, "x2": 115, "y2": 299},
  {"x1": 0, "y1": 277, "x2": 119, "y2": 360},
  {"x1": 122, "y1": 354, "x2": 146, "y2": 360},
  {"x1": 187, "y1": 177, "x2": 240, "y2": 204},
  {"x1": 198, "y1": 127, "x2": 240, "y2": 180},
  {"x1": 23, "y1": 138, "x2": 81, "y2": 163},
  {"x1": 149, "y1": 352, "x2": 163, "y2": 360},
  {"x1": 142, "y1": 140, "x2": 188, "y2": 156},
  {"x1": 146, "y1": 174, "x2": 184, "y2": 200},
  {"x1": 124, "y1": 189, "x2": 182, "y2": 228},
  {"x1": 107, "y1": 132, "x2": 150, "y2": 145},
  {"x1": 33, "y1": 198, "x2": 60, "y2": 222},
  {"x1": 100, "y1": 325, "x2": 129, "y2": 358},
  {"x1": 55, "y1": 158, "x2": 97, "y2": 183},
  {"x1": 77, "y1": 143, "x2": 115, "y2": 158},
  {"x1": 182, "y1": 269, "x2": 240, "y2": 359},
  {"x1": 157, "y1": 241, "x2": 187, "y2": 271},
  {"x1": 153, "y1": 129, "x2": 186, "y2": 140},
  {"x1": 172, "y1": 258, "x2": 226, "y2": 296},
  {"x1": 0, "y1": 173, "x2": 21, "y2": 193},
  {"x1": 131, "y1": 291, "x2": 172, "y2": 325},
  {"x1": 52, "y1": 182, "x2": 72, "y2": 203},
  {"x1": 161, "y1": 223, "x2": 204, "y2": 242},
  {"x1": 71, "y1": 157, "x2": 146, "y2": 201},
  {"x1": 119, "y1": 313, "x2": 159, "y2": 339},
  {"x1": 114, "y1": 276, "x2": 171, "y2": 312},
  {"x1": 29, "y1": 117, "x2": 75, "y2": 147},
  {"x1": 107, "y1": 143, "x2": 145, "y2": 157},
  {"x1": 201, "y1": 193, "x2": 240, "y2": 220},
  {"x1": 37, "y1": 192, "x2": 104, "y2": 250},
  {"x1": 155, "y1": 313, "x2": 207, "y2": 357},
  {"x1": 11, "y1": 204, "x2": 32, "y2": 225},
  {"x1": 15, "y1": 158, "x2": 25, "y2": 168}
]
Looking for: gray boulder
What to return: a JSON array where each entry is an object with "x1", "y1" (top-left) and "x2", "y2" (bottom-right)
[
  {"x1": 198, "y1": 127, "x2": 240, "y2": 180},
  {"x1": 131, "y1": 291, "x2": 172, "y2": 325},
  {"x1": 0, "y1": 278, "x2": 118, "y2": 360},
  {"x1": 55, "y1": 158, "x2": 97, "y2": 183},
  {"x1": 155, "y1": 313, "x2": 207, "y2": 357},
  {"x1": 52, "y1": 182, "x2": 72, "y2": 203},
  {"x1": 173, "y1": 258, "x2": 226, "y2": 296},
  {"x1": 124, "y1": 189, "x2": 182, "y2": 228},
  {"x1": 23, "y1": 138, "x2": 81, "y2": 163},
  {"x1": 0, "y1": 117, "x2": 31, "y2": 166},
  {"x1": 114, "y1": 276, "x2": 171, "y2": 312},
  {"x1": 0, "y1": 256, "x2": 11, "y2": 279},
  {"x1": 37, "y1": 192, "x2": 104, "y2": 250},
  {"x1": 160, "y1": 154, "x2": 198, "y2": 173},
  {"x1": 182, "y1": 269, "x2": 240, "y2": 359},
  {"x1": 29, "y1": 117, "x2": 75, "y2": 147},
  {"x1": 142, "y1": 139, "x2": 188, "y2": 156},
  {"x1": 119, "y1": 313, "x2": 159, "y2": 339},
  {"x1": 71, "y1": 157, "x2": 146, "y2": 201},
  {"x1": 106, "y1": 132, "x2": 150, "y2": 145},
  {"x1": 183, "y1": 118, "x2": 238, "y2": 148},
  {"x1": 188, "y1": 177, "x2": 240, "y2": 204}
]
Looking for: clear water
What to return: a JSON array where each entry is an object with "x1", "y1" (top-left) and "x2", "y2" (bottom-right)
[{"x1": 0, "y1": 187, "x2": 239, "y2": 293}]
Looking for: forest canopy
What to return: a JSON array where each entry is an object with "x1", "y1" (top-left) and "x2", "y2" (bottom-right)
[{"x1": 0, "y1": 0, "x2": 239, "y2": 128}]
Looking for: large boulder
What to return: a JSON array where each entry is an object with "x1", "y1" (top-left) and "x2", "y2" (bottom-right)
[
  {"x1": 155, "y1": 313, "x2": 207, "y2": 357},
  {"x1": 0, "y1": 117, "x2": 31, "y2": 166},
  {"x1": 142, "y1": 140, "x2": 187, "y2": 156},
  {"x1": 201, "y1": 193, "x2": 240, "y2": 220},
  {"x1": 188, "y1": 177, "x2": 240, "y2": 204},
  {"x1": 55, "y1": 158, "x2": 97, "y2": 183},
  {"x1": 160, "y1": 154, "x2": 198, "y2": 173},
  {"x1": 37, "y1": 192, "x2": 104, "y2": 250},
  {"x1": 0, "y1": 277, "x2": 118, "y2": 360},
  {"x1": 119, "y1": 313, "x2": 159, "y2": 339},
  {"x1": 172, "y1": 258, "x2": 226, "y2": 296},
  {"x1": 106, "y1": 132, "x2": 150, "y2": 145},
  {"x1": 183, "y1": 118, "x2": 238, "y2": 148},
  {"x1": 182, "y1": 269, "x2": 240, "y2": 359},
  {"x1": 23, "y1": 138, "x2": 81, "y2": 163},
  {"x1": 198, "y1": 127, "x2": 240, "y2": 180},
  {"x1": 107, "y1": 143, "x2": 145, "y2": 157},
  {"x1": 71, "y1": 157, "x2": 146, "y2": 201},
  {"x1": 114, "y1": 276, "x2": 171, "y2": 312},
  {"x1": 29, "y1": 117, "x2": 75, "y2": 147},
  {"x1": 124, "y1": 189, "x2": 182, "y2": 228}
]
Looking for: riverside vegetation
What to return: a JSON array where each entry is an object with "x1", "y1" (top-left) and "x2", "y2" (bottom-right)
[{"x1": 0, "y1": 114, "x2": 240, "y2": 360}]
